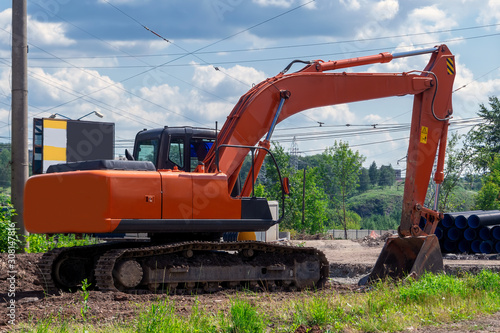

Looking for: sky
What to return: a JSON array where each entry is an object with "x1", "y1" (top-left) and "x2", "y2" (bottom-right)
[{"x1": 1, "y1": 0, "x2": 500, "y2": 171}]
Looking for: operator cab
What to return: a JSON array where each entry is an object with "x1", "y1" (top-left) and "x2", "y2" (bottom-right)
[{"x1": 131, "y1": 127, "x2": 216, "y2": 172}]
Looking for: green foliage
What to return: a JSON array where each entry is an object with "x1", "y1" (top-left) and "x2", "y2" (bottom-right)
[
  {"x1": 0, "y1": 144, "x2": 11, "y2": 188},
  {"x1": 0, "y1": 194, "x2": 21, "y2": 253},
  {"x1": 348, "y1": 188, "x2": 403, "y2": 218},
  {"x1": 368, "y1": 161, "x2": 378, "y2": 186},
  {"x1": 136, "y1": 300, "x2": 185, "y2": 333},
  {"x1": 467, "y1": 269, "x2": 500, "y2": 292},
  {"x1": 291, "y1": 296, "x2": 346, "y2": 329},
  {"x1": 80, "y1": 279, "x2": 91, "y2": 322},
  {"x1": 377, "y1": 164, "x2": 395, "y2": 187},
  {"x1": 433, "y1": 132, "x2": 474, "y2": 212},
  {"x1": 475, "y1": 181, "x2": 500, "y2": 210},
  {"x1": 398, "y1": 273, "x2": 468, "y2": 302},
  {"x1": 261, "y1": 143, "x2": 328, "y2": 234},
  {"x1": 320, "y1": 141, "x2": 365, "y2": 237},
  {"x1": 357, "y1": 168, "x2": 370, "y2": 192},
  {"x1": 223, "y1": 299, "x2": 266, "y2": 333},
  {"x1": 25, "y1": 234, "x2": 97, "y2": 253},
  {"x1": 330, "y1": 210, "x2": 362, "y2": 230},
  {"x1": 466, "y1": 96, "x2": 500, "y2": 171},
  {"x1": 361, "y1": 210, "x2": 400, "y2": 230},
  {"x1": 475, "y1": 155, "x2": 500, "y2": 210},
  {"x1": 21, "y1": 272, "x2": 500, "y2": 333}
]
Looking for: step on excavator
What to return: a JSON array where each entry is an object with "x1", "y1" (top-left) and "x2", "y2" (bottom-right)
[{"x1": 24, "y1": 44, "x2": 455, "y2": 293}]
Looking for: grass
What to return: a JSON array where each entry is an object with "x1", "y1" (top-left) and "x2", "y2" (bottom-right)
[
  {"x1": 15, "y1": 271, "x2": 500, "y2": 333},
  {"x1": 25, "y1": 233, "x2": 98, "y2": 253}
]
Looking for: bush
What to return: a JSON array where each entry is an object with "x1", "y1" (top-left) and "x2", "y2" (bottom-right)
[
  {"x1": 0, "y1": 194, "x2": 21, "y2": 253},
  {"x1": 25, "y1": 234, "x2": 97, "y2": 253}
]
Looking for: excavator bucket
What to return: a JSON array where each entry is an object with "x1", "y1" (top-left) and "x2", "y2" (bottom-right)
[{"x1": 359, "y1": 234, "x2": 443, "y2": 285}]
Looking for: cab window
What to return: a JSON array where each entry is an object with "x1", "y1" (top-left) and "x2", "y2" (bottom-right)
[
  {"x1": 190, "y1": 138, "x2": 214, "y2": 171},
  {"x1": 136, "y1": 139, "x2": 158, "y2": 166},
  {"x1": 169, "y1": 137, "x2": 184, "y2": 168}
]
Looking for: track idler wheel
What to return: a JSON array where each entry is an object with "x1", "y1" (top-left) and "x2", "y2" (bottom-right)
[
  {"x1": 113, "y1": 260, "x2": 143, "y2": 289},
  {"x1": 53, "y1": 255, "x2": 94, "y2": 291}
]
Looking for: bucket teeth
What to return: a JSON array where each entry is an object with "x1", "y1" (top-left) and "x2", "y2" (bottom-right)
[{"x1": 360, "y1": 234, "x2": 443, "y2": 285}]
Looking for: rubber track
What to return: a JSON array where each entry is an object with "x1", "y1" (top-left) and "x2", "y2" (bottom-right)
[
  {"x1": 95, "y1": 241, "x2": 329, "y2": 293},
  {"x1": 36, "y1": 242, "x2": 142, "y2": 293},
  {"x1": 36, "y1": 247, "x2": 66, "y2": 293}
]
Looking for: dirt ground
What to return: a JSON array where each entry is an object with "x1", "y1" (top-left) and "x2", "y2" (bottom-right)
[{"x1": 1, "y1": 238, "x2": 500, "y2": 332}]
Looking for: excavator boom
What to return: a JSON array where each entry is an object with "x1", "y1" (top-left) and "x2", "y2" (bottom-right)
[{"x1": 204, "y1": 45, "x2": 454, "y2": 281}]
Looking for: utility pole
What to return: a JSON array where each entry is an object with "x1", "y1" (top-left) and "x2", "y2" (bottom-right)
[
  {"x1": 301, "y1": 167, "x2": 306, "y2": 225},
  {"x1": 11, "y1": 0, "x2": 29, "y2": 239}
]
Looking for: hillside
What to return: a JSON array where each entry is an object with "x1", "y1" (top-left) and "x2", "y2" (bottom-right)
[{"x1": 348, "y1": 187, "x2": 404, "y2": 218}]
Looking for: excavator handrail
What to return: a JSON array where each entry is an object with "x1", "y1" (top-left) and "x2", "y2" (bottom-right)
[{"x1": 215, "y1": 143, "x2": 288, "y2": 220}]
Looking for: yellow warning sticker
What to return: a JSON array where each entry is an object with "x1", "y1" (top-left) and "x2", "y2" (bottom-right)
[
  {"x1": 446, "y1": 58, "x2": 455, "y2": 75},
  {"x1": 420, "y1": 126, "x2": 428, "y2": 144}
]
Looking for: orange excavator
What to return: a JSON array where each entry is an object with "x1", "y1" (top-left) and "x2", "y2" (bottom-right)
[{"x1": 24, "y1": 44, "x2": 455, "y2": 293}]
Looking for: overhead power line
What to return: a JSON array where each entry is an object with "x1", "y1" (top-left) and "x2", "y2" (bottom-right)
[{"x1": 18, "y1": 21, "x2": 500, "y2": 61}]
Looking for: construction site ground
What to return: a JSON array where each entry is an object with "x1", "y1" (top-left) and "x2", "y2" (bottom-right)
[{"x1": 1, "y1": 237, "x2": 500, "y2": 332}]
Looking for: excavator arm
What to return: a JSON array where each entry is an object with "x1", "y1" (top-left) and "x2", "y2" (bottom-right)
[{"x1": 205, "y1": 45, "x2": 455, "y2": 280}]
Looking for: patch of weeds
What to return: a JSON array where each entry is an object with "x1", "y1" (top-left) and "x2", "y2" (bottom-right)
[
  {"x1": 398, "y1": 273, "x2": 468, "y2": 302},
  {"x1": 467, "y1": 270, "x2": 500, "y2": 292},
  {"x1": 135, "y1": 300, "x2": 184, "y2": 333},
  {"x1": 25, "y1": 234, "x2": 97, "y2": 253},
  {"x1": 80, "y1": 278, "x2": 91, "y2": 322},
  {"x1": 188, "y1": 300, "x2": 219, "y2": 333},
  {"x1": 223, "y1": 298, "x2": 267, "y2": 333}
]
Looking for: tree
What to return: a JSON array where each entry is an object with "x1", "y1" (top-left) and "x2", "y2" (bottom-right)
[
  {"x1": 475, "y1": 155, "x2": 500, "y2": 210},
  {"x1": 378, "y1": 164, "x2": 395, "y2": 188},
  {"x1": 466, "y1": 96, "x2": 500, "y2": 171},
  {"x1": 358, "y1": 168, "x2": 370, "y2": 192},
  {"x1": 368, "y1": 161, "x2": 378, "y2": 187},
  {"x1": 260, "y1": 143, "x2": 328, "y2": 234},
  {"x1": 0, "y1": 145, "x2": 11, "y2": 188},
  {"x1": 321, "y1": 141, "x2": 365, "y2": 239},
  {"x1": 435, "y1": 132, "x2": 472, "y2": 212},
  {"x1": 288, "y1": 167, "x2": 329, "y2": 233}
]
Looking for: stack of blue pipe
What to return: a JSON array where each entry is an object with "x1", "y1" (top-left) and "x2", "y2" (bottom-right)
[{"x1": 436, "y1": 210, "x2": 500, "y2": 254}]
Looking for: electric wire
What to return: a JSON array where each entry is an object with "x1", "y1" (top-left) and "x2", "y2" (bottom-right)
[
  {"x1": 101, "y1": 0, "x2": 250, "y2": 87},
  {"x1": 100, "y1": 0, "x2": 321, "y2": 125},
  {"x1": 17, "y1": 22, "x2": 500, "y2": 61},
  {"x1": 0, "y1": 25, "x2": 205, "y2": 127}
]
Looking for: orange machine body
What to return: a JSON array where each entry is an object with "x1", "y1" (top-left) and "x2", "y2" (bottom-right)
[{"x1": 24, "y1": 169, "x2": 242, "y2": 234}]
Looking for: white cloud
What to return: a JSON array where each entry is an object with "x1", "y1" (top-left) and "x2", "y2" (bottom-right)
[
  {"x1": 363, "y1": 113, "x2": 384, "y2": 124},
  {"x1": 252, "y1": 0, "x2": 294, "y2": 8},
  {"x1": 107, "y1": 39, "x2": 170, "y2": 53},
  {"x1": 353, "y1": 4, "x2": 458, "y2": 55},
  {"x1": 452, "y1": 61, "x2": 500, "y2": 117},
  {"x1": 372, "y1": 0, "x2": 399, "y2": 20},
  {"x1": 97, "y1": 0, "x2": 140, "y2": 4},
  {"x1": 0, "y1": 7, "x2": 75, "y2": 48},
  {"x1": 29, "y1": 17, "x2": 75, "y2": 46},
  {"x1": 306, "y1": 104, "x2": 356, "y2": 124},
  {"x1": 407, "y1": 5, "x2": 457, "y2": 32},
  {"x1": 0, "y1": 9, "x2": 11, "y2": 45},
  {"x1": 339, "y1": 0, "x2": 361, "y2": 11},
  {"x1": 478, "y1": 0, "x2": 500, "y2": 29},
  {"x1": 252, "y1": 0, "x2": 316, "y2": 9},
  {"x1": 192, "y1": 64, "x2": 267, "y2": 97}
]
